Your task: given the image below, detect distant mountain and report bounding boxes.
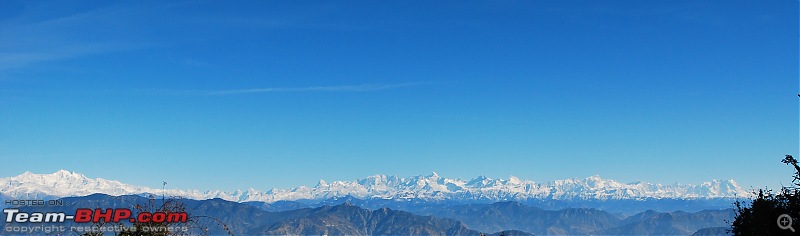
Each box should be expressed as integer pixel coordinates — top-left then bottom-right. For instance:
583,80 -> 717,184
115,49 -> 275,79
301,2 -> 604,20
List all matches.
486,230 -> 535,236
261,202 -> 480,235
0,193 -> 739,235
0,194 -> 297,235
0,194 -> 518,236
243,200 -> 311,212
416,201 -> 732,236
593,209 -> 735,235
420,201 -> 621,235
691,227 -> 731,236
0,170 -> 750,205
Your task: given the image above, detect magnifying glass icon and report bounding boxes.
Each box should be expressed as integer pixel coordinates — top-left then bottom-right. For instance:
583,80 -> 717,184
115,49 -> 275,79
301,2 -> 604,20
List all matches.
778,214 -> 795,232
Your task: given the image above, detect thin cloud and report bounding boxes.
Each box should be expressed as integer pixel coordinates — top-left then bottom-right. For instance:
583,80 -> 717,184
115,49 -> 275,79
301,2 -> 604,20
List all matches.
208,83 -> 421,95
144,82 -> 429,96
0,2 -> 177,71
0,43 -> 139,70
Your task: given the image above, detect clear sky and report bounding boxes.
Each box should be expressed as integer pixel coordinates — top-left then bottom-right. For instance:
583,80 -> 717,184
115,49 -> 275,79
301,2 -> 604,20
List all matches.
0,0 -> 797,192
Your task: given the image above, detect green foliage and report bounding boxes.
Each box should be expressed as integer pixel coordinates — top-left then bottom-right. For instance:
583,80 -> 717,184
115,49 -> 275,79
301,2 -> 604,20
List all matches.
731,155 -> 800,235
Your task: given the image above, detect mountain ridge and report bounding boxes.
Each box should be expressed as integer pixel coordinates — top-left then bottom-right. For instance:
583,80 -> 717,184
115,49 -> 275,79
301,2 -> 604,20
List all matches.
0,193 -> 733,235
0,170 -> 751,204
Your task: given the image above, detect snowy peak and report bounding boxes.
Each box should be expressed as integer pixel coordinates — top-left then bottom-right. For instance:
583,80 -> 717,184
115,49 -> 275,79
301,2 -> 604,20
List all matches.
18,169 -> 86,182
1,170 -> 145,198
0,171 -> 752,203
428,172 -> 439,178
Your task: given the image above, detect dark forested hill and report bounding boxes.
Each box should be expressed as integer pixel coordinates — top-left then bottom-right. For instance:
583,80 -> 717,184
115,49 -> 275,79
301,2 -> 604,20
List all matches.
0,194 -> 736,235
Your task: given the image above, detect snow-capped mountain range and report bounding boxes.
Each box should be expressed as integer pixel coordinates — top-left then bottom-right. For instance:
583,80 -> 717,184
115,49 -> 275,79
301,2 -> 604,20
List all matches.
0,170 -> 751,203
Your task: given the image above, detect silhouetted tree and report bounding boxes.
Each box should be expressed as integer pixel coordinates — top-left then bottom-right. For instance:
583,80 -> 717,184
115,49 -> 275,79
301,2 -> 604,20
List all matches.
80,194 -> 232,236
731,155 -> 800,235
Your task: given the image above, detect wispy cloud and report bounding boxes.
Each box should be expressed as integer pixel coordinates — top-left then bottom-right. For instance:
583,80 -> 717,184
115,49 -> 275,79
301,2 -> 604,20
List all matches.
208,83 -> 421,95
0,2 -> 177,72
0,43 -> 139,70
144,82 -> 428,96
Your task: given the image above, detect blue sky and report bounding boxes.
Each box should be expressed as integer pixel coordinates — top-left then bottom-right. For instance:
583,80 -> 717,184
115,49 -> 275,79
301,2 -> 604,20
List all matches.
0,0 -> 797,192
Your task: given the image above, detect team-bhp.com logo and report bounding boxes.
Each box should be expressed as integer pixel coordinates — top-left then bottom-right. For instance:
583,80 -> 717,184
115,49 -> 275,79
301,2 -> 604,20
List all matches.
4,208 -> 188,223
